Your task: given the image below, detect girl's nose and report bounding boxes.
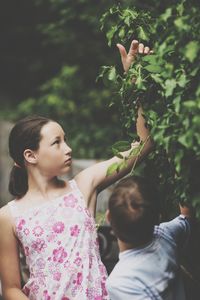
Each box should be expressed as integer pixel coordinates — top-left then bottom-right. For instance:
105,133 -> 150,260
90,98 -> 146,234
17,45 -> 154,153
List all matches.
65,143 -> 72,155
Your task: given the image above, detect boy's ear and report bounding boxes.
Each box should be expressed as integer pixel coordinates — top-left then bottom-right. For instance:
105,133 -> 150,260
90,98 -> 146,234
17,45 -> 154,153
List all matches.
23,149 -> 37,165
106,209 -> 111,224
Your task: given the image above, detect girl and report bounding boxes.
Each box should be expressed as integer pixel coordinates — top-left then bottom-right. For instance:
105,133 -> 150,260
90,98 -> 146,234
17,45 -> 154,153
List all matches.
0,40 -> 153,300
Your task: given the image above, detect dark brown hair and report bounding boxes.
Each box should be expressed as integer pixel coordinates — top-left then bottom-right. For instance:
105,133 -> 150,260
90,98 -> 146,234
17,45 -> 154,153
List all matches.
8,115 -> 51,198
108,176 -> 159,246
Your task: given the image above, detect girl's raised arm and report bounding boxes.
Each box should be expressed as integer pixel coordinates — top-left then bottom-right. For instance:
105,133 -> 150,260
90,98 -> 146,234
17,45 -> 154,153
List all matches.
75,40 -> 153,212
0,207 -> 29,300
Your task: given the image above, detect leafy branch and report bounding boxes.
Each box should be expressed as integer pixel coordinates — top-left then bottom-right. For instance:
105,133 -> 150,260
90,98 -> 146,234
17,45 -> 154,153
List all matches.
100,1 -> 200,218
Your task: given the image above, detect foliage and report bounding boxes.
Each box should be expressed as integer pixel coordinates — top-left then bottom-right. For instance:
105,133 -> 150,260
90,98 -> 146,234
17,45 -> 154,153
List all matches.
100,0 -> 200,218
1,0 -> 199,217
17,65 -> 120,158
6,0 -> 123,158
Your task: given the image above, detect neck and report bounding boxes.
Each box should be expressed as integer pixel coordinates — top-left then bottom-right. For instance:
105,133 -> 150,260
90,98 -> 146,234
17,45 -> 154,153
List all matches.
118,238 -> 153,253
118,239 -> 135,252
26,168 -> 65,199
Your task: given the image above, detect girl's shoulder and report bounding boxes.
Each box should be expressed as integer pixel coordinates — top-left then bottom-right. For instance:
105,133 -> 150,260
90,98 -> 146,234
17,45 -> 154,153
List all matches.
0,203 -> 12,218
0,203 -> 15,230
4,179 -> 75,217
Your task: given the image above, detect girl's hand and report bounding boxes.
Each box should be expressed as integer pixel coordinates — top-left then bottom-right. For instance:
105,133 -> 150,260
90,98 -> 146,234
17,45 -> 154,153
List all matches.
117,40 -> 153,73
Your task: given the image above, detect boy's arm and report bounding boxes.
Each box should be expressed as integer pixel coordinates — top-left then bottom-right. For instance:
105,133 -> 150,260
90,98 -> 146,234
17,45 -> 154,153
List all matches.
158,204 -> 195,248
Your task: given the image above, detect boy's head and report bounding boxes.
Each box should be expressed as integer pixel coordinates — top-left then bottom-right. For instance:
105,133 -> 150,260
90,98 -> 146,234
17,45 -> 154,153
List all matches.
107,176 -> 159,247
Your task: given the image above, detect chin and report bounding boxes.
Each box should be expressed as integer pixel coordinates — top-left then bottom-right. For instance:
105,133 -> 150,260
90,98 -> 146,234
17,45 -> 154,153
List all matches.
59,165 -> 71,175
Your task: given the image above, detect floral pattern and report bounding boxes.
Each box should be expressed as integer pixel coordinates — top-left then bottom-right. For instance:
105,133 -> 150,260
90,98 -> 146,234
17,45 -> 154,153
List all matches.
53,246 -> 68,263
11,179 -> 108,299
64,194 -> 78,208
33,225 -> 44,237
52,221 -> 65,234
70,225 -> 80,237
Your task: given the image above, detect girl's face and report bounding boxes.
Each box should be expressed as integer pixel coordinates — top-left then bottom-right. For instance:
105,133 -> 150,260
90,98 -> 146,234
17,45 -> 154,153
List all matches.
34,121 -> 72,176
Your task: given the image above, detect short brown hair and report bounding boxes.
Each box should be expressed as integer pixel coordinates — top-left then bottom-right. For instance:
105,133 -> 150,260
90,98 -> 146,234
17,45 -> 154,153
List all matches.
108,176 -> 159,246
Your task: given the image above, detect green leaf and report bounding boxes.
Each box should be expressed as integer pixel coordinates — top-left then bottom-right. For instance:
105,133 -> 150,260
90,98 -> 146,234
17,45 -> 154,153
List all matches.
117,160 -> 128,171
142,55 -> 158,65
177,2 -> 184,16
174,150 -> 184,173
165,79 -> 176,97
174,17 -> 190,31
112,141 -> 130,152
108,66 -> 117,81
150,74 -> 163,85
173,96 -> 181,113
130,146 -> 140,157
137,26 -> 148,41
193,115 -> 200,126
106,162 -> 119,176
144,65 -> 162,73
124,16 -> 131,27
184,41 -> 199,63
119,27 -> 125,39
183,100 -> 196,109
135,77 -> 146,90
160,8 -> 172,22
178,134 -> 193,149
178,135 -> 188,148
177,73 -> 187,87
106,25 -> 118,46
112,148 -> 124,159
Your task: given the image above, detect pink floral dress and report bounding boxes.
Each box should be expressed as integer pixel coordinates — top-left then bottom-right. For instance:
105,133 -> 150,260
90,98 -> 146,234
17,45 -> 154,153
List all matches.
8,179 -> 109,300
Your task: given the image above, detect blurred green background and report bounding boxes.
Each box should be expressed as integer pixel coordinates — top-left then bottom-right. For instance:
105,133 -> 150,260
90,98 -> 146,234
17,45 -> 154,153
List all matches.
0,0 -> 123,158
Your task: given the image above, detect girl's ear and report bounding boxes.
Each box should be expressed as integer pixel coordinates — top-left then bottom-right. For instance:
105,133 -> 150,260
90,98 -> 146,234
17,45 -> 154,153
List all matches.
23,149 -> 37,165
105,209 -> 111,224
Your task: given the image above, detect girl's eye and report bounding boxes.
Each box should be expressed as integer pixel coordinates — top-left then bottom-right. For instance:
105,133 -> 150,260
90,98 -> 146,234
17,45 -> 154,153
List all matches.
53,140 -> 60,145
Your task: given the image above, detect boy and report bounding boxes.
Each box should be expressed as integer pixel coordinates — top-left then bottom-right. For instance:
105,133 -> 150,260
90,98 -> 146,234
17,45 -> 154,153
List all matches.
106,175 -> 192,300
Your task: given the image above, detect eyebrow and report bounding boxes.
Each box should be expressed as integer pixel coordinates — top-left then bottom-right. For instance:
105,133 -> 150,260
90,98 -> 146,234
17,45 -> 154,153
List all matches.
51,134 -> 66,141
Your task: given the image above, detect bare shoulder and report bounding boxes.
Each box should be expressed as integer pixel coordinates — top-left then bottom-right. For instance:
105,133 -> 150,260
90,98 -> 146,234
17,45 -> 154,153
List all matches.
0,204 -> 10,218
0,204 -> 14,231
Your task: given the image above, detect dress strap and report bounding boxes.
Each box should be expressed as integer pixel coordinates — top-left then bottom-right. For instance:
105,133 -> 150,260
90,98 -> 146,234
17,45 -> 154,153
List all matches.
69,179 -> 84,200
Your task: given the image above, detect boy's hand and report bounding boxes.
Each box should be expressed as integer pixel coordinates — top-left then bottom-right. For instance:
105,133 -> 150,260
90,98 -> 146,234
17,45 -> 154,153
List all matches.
117,40 -> 153,73
179,204 -> 195,218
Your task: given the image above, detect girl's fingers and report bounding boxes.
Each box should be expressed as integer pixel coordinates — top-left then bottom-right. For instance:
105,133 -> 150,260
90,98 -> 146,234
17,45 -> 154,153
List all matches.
116,43 -> 127,59
138,43 -> 144,54
144,46 -> 150,54
129,40 -> 139,55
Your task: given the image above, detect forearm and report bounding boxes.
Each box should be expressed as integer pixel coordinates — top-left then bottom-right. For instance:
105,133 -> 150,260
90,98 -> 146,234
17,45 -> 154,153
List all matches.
136,105 -> 152,143
111,140 -> 150,171
3,288 -> 29,300
117,105 -> 153,160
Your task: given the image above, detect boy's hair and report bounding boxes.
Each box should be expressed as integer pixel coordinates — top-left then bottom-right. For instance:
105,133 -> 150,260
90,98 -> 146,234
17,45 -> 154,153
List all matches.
108,176 -> 159,246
